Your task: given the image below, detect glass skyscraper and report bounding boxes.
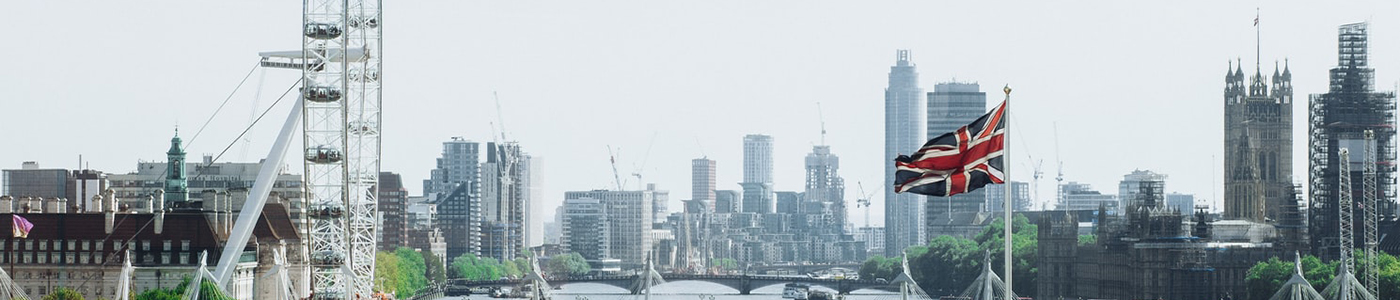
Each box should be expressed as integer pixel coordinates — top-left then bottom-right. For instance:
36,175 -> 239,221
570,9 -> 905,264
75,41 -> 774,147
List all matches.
883,50 -> 925,256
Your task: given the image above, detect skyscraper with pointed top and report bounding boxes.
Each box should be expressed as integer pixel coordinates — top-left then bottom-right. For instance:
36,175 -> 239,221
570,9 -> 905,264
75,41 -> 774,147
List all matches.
1222,56 -> 1293,223
165,130 -> 189,203
884,50 -> 926,256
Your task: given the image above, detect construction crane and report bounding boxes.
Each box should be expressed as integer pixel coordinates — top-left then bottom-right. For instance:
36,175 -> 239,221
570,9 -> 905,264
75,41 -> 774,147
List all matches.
1053,122 -> 1065,208
631,132 -> 658,190
856,182 -> 876,228
494,91 -> 508,141
608,146 -> 625,191
1030,158 -> 1043,210
1362,130 -> 1379,297
1339,148 -> 1356,300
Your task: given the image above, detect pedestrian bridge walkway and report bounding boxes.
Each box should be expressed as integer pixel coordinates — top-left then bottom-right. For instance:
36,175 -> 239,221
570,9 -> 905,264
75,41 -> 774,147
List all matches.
447,274 -> 893,295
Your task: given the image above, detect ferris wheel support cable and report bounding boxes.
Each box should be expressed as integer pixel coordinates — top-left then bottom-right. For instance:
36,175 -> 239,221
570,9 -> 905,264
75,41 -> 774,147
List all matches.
185,61 -> 263,150
201,79 -> 301,167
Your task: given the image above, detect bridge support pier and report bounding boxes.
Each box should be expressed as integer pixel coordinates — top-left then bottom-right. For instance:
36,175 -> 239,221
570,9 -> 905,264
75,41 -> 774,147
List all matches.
739,275 -> 752,295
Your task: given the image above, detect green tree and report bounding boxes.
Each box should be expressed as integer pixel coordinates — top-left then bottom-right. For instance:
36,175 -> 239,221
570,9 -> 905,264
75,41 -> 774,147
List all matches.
1240,250 -> 1400,300
133,277 -> 231,300
969,215 -> 1038,297
713,258 -> 739,271
41,287 -> 83,300
544,253 -> 592,277
375,252 -> 404,295
450,253 -> 511,280
1245,254 -> 1336,300
1077,234 -> 1097,246
421,251 -> 447,283
392,247 -> 430,297
502,259 -> 523,278
910,235 -> 981,296
858,255 -> 902,281
514,258 -> 532,275
860,214 -> 1039,298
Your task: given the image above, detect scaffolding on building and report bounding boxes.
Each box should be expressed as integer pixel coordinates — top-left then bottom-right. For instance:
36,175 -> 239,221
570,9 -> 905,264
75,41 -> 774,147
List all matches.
1308,21 -> 1398,264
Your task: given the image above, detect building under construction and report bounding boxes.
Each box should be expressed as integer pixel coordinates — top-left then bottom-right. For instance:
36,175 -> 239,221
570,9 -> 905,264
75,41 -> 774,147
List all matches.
1308,22 -> 1398,262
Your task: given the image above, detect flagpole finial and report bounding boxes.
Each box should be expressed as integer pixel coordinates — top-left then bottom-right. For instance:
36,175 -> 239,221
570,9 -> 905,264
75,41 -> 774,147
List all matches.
1003,85 -> 1012,95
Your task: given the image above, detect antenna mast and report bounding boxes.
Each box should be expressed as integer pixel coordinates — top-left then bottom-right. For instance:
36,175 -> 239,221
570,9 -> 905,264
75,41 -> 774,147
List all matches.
1260,7 -> 1271,70
817,102 -> 827,145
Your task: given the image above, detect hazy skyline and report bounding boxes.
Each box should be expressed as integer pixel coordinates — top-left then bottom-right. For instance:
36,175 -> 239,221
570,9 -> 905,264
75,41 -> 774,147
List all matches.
4,1 -> 1400,228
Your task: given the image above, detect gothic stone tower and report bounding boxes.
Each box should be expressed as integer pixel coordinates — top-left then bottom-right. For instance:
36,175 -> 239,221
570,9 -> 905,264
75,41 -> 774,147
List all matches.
1223,60 -> 1293,222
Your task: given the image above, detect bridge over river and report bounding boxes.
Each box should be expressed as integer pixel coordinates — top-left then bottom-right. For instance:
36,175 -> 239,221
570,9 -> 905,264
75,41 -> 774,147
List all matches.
447,274 -> 893,295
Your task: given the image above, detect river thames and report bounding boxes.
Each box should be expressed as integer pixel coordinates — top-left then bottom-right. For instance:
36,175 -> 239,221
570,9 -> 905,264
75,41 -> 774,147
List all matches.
432,281 -> 899,300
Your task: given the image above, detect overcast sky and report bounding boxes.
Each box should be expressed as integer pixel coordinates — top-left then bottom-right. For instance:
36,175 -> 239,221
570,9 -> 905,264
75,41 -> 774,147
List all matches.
3,1 -> 1400,232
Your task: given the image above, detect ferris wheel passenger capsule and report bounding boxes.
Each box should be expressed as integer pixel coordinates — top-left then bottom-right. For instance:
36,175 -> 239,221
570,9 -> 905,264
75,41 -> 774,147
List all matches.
304,23 -> 343,39
305,146 -> 344,164
302,85 -> 342,103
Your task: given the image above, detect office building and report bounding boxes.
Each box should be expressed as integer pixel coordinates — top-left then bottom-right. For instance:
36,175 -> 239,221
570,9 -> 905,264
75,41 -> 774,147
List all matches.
1119,170 -> 1167,210
378,172 -> 409,250
1308,22 -> 1398,261
2,162 -> 68,200
692,158 -> 716,212
1166,193 -> 1196,215
429,138 -> 483,260
715,190 -> 740,213
924,82 -> 988,243
854,226 -> 885,255
3,163 -> 112,212
986,181 -> 1031,213
524,155 -> 543,247
562,198 -> 607,261
884,50 -> 926,256
1056,182 -> 1119,214
562,187 -> 662,268
423,137 -> 480,196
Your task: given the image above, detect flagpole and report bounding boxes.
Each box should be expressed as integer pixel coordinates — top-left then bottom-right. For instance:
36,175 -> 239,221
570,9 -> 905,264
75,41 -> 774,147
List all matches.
1002,85 -> 1013,300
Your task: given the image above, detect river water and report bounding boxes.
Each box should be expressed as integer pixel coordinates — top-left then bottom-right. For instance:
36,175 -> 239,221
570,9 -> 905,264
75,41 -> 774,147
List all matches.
432,281 -> 899,300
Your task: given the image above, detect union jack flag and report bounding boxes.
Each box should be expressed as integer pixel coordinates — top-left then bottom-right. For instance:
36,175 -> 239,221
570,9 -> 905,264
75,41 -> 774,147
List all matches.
894,99 -> 1007,196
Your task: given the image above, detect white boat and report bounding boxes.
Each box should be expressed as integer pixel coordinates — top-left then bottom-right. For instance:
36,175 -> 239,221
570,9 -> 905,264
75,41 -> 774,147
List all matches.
783,283 -> 811,299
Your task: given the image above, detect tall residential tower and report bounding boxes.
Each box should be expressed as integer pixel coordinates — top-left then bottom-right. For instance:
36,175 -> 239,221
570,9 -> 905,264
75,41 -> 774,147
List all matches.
742,134 -> 775,214
884,50 -> 926,256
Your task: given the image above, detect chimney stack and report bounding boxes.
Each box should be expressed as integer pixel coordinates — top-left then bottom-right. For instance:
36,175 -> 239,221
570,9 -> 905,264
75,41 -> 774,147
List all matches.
104,189 -> 116,234
0,196 -> 11,213
91,194 -> 103,213
155,190 -> 166,234
27,197 -> 41,213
